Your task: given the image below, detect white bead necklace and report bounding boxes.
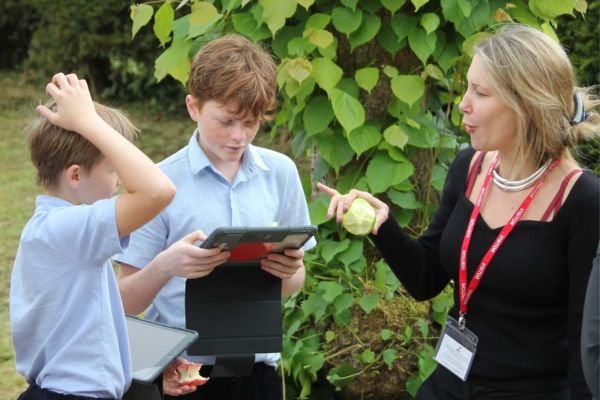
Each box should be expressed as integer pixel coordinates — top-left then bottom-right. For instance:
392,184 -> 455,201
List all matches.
492,160 -> 552,192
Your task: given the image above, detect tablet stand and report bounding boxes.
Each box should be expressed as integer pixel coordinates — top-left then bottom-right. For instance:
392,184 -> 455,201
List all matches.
185,263 -> 282,377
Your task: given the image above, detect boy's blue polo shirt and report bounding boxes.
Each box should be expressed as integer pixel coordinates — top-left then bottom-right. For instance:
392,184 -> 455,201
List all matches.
115,130 -> 316,366
10,195 -> 131,398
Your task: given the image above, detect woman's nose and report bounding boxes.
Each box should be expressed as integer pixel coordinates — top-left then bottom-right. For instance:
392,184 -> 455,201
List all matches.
458,94 -> 470,114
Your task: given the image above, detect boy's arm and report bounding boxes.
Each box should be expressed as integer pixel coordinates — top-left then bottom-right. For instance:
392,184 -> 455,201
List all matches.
38,72 -> 175,236
118,230 -> 230,315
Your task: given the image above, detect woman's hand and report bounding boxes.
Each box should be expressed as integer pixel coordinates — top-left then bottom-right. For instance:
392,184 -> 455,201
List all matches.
316,182 -> 390,235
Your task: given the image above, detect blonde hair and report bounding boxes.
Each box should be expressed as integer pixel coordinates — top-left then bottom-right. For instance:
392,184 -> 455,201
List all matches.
188,34 -> 278,121
28,99 -> 138,188
473,23 -> 600,166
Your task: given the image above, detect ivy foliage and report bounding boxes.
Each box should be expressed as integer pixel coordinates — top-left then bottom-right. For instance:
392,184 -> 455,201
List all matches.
131,0 -> 589,397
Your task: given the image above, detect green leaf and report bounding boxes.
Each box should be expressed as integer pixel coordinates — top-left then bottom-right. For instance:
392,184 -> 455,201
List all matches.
381,0 -> 407,14
420,13 -> 440,34
355,67 -> 379,93
154,38 -> 193,84
317,281 -> 344,302
296,0 -> 315,10
348,125 -> 381,157
333,293 -> 355,314
327,364 -> 357,387
325,330 -> 336,343
383,65 -> 399,78
383,124 -> 409,149
311,58 -> 343,95
404,118 -> 440,148
330,89 -> 365,133
457,0 -> 472,17
154,1 -> 174,47
288,58 -> 313,84
314,129 -> 355,173
360,349 -> 376,363
348,13 -> 381,51
331,7 -> 363,36
391,13 -> 418,42
441,0 -> 462,24
388,189 -> 422,209
411,0 -> 429,11
259,0 -> 297,36
337,240 -> 364,268
320,238 -> 351,263
304,28 -> 334,48
366,153 -> 414,194
305,13 -> 331,30
408,26 -> 436,65
391,74 -> 425,107
382,348 -> 398,369
406,375 -> 423,397
303,96 -> 334,135
341,0 -> 359,11
359,293 -> 380,314
308,195 -> 331,225
188,2 -> 221,38
377,24 -> 405,55
302,293 -> 328,321
131,4 -> 154,39
231,12 -> 271,42
430,164 -> 447,191
424,64 -> 444,80
381,329 -> 394,340
529,0 -> 576,19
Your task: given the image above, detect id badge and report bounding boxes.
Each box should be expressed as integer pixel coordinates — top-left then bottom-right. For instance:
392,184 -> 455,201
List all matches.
433,316 -> 478,381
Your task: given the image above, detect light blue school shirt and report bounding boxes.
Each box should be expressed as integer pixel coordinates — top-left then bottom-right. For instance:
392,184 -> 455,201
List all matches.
10,195 -> 131,398
114,130 -> 315,366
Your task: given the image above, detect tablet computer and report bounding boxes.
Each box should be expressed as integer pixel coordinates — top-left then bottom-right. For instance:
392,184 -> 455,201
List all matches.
126,315 -> 199,384
200,225 -> 316,264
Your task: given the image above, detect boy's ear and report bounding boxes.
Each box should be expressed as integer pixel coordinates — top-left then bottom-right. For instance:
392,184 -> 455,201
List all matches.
186,95 -> 200,121
63,164 -> 82,188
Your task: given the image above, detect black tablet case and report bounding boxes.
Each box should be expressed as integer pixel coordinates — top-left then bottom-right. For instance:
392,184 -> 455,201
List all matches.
185,264 -> 282,377
185,265 -> 282,355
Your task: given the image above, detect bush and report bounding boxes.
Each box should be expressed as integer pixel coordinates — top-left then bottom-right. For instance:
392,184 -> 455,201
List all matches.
24,0 -> 185,105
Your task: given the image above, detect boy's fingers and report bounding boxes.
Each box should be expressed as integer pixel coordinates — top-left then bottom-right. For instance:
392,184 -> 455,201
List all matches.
182,230 -> 207,243
36,105 -> 56,123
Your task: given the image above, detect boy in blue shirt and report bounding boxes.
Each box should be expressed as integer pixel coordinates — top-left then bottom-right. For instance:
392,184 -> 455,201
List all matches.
10,72 -> 176,399
115,34 -> 315,399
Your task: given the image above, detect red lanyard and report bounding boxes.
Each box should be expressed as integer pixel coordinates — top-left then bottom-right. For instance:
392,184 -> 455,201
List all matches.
458,155 -> 558,329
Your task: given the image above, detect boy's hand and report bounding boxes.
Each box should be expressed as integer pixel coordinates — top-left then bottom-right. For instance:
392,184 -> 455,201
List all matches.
37,72 -> 102,134
155,230 -> 230,279
162,358 -> 201,396
260,248 -> 304,280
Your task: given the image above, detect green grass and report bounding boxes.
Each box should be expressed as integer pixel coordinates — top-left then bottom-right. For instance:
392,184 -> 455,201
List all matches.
0,71 -> 195,398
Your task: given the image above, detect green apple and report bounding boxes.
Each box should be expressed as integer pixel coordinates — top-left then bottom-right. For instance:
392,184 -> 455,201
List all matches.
342,198 -> 376,236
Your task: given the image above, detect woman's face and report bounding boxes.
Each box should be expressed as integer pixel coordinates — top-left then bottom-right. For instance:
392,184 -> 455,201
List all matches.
459,54 -> 518,154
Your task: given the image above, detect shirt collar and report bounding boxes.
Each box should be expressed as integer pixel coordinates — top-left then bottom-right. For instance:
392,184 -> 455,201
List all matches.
187,129 -> 270,179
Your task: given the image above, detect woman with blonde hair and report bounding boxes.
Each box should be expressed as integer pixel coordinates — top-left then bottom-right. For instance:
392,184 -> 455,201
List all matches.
319,23 -> 599,400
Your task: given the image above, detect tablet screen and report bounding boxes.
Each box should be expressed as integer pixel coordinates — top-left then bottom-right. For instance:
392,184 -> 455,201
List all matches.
126,315 -> 198,383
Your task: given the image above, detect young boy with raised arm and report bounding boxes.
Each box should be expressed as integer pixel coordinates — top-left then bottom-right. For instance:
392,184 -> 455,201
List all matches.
10,72 -> 176,399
